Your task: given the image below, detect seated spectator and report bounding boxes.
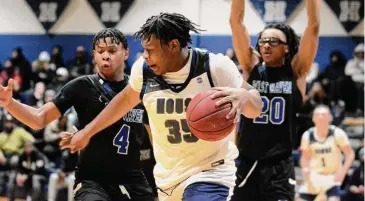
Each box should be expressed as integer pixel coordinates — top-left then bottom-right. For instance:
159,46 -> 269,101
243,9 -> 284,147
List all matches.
0,59 -> 22,89
43,115 -> 71,164
48,67 -> 69,92
50,45 -> 65,68
7,140 -> 48,201
10,47 -> 33,91
345,43 -> 364,113
69,46 -> 91,78
28,81 -> 46,108
48,149 -> 78,201
0,114 -> 35,156
33,51 -> 56,86
343,147 -> 364,201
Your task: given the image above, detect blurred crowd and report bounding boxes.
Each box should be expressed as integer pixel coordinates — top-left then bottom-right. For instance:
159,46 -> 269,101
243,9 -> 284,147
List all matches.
0,43 -> 362,201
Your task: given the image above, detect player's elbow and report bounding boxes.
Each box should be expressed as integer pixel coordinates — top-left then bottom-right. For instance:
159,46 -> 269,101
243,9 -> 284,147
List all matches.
229,15 -> 243,26
31,109 -> 47,130
307,23 -> 320,35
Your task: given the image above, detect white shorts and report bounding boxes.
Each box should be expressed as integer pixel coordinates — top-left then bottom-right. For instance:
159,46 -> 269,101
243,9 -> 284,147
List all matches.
157,160 -> 236,201
299,172 -> 340,195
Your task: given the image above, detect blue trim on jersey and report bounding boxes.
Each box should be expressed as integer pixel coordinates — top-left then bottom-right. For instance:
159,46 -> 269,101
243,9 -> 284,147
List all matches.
140,49 -> 213,101
140,63 -> 151,100
182,182 -> 229,201
203,51 -> 214,87
298,193 -> 317,201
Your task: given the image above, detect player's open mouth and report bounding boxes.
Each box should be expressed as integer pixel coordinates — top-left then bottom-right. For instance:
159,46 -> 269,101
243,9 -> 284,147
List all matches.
102,64 -> 111,68
149,65 -> 157,70
263,52 -> 272,57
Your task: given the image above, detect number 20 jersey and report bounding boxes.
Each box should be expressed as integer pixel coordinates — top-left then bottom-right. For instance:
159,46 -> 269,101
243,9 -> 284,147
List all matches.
135,49 -> 239,190
239,62 -> 303,160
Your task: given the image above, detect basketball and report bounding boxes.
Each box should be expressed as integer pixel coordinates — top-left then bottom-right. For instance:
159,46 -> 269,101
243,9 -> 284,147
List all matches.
186,88 -> 235,141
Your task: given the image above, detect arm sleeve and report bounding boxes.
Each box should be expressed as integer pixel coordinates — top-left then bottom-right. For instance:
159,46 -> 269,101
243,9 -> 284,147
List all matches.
209,53 -> 243,88
129,57 -> 145,93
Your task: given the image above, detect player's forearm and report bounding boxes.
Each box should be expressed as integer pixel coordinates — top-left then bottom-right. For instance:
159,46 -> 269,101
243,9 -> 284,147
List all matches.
229,0 -> 253,71
240,89 -> 262,118
340,151 -> 355,175
230,0 -> 244,22
85,85 -> 140,138
5,98 -> 45,130
306,0 -> 320,30
300,156 -> 311,180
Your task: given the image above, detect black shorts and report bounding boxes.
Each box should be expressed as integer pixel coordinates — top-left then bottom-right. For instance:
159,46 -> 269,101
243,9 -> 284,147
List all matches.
231,155 -> 295,201
73,180 -> 155,201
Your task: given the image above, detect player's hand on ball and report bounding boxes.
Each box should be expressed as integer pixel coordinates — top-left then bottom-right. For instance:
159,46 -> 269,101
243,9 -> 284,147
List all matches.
0,78 -> 14,108
211,87 -> 247,120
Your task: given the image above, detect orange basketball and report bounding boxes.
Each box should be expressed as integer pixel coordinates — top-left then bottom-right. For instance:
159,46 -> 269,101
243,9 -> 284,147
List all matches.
186,88 -> 235,141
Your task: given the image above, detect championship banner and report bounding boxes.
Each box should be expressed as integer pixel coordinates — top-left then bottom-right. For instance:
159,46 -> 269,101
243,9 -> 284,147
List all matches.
249,0 -> 302,24
26,0 -> 70,32
324,0 -> 364,32
88,0 -> 135,28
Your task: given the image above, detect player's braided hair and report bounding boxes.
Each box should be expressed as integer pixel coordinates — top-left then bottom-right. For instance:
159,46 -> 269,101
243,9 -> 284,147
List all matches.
255,24 -> 300,65
134,13 -> 204,48
92,28 -> 128,50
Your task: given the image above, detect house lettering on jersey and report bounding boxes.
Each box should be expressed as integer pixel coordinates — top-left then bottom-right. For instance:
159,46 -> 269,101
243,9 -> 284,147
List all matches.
252,80 -> 292,94
315,147 -> 332,154
122,109 -> 144,123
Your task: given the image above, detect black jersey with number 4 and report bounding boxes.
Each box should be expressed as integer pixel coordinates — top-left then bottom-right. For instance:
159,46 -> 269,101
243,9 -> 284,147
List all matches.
52,74 -> 148,184
239,62 -> 303,160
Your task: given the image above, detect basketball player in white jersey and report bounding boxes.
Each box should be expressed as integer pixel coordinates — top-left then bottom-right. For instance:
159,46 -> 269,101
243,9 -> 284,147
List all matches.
60,13 -> 262,201
299,105 -> 355,201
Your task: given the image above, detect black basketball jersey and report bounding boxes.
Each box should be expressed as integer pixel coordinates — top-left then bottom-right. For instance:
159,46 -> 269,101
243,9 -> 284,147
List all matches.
239,62 -> 303,160
52,73 -> 148,184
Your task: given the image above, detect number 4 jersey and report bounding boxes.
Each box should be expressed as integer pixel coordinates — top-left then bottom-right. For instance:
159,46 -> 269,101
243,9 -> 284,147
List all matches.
52,74 -> 148,184
130,49 -> 240,191
239,62 -> 303,160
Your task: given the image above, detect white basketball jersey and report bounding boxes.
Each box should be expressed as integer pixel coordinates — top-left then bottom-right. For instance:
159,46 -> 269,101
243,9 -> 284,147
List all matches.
301,125 -> 350,174
129,49 -> 241,190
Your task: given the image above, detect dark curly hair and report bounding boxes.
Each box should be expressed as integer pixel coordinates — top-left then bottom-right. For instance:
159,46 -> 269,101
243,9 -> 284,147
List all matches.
134,13 -> 204,48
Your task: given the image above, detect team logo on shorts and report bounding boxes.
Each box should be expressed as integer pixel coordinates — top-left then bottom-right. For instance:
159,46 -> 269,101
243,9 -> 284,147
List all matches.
197,77 -> 203,83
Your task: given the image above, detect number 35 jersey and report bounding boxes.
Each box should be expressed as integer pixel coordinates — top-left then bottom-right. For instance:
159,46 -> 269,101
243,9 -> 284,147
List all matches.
130,49 -> 241,190
239,62 -> 303,160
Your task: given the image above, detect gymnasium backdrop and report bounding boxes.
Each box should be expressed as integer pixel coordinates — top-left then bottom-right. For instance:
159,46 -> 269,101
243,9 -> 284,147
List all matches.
0,0 -> 363,71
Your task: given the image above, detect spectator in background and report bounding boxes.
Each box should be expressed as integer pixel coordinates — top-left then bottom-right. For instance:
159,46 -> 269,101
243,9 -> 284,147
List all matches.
345,43 -> 364,85
343,147 -> 364,201
10,47 -> 33,91
69,46 -> 91,78
51,45 -> 65,68
306,62 -> 319,85
44,89 -> 56,103
0,114 -> 35,156
48,149 -> 77,201
28,82 -> 46,108
7,140 -> 48,201
48,67 -> 70,92
345,43 -> 364,113
43,115 -> 71,165
297,82 -> 332,141
33,51 -> 56,86
225,48 -> 239,66
319,51 -> 347,82
0,60 -> 22,88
